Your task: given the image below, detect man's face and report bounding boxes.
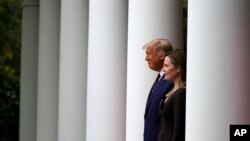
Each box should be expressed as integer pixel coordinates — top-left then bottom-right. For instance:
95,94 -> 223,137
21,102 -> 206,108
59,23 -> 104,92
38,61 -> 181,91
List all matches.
145,46 -> 163,71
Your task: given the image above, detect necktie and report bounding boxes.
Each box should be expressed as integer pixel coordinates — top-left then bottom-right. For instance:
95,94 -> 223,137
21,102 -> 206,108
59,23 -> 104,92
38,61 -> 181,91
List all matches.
151,74 -> 161,91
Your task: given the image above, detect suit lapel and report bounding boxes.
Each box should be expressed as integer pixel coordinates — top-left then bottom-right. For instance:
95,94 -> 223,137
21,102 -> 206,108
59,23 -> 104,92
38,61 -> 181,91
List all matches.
145,75 -> 165,116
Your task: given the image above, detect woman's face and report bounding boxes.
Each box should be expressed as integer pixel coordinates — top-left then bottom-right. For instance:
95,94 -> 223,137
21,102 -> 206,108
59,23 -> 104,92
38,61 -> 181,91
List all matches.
162,56 -> 180,81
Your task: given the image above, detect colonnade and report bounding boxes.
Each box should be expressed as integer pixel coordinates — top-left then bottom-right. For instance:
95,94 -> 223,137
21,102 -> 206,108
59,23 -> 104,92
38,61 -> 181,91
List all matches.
20,0 -> 250,141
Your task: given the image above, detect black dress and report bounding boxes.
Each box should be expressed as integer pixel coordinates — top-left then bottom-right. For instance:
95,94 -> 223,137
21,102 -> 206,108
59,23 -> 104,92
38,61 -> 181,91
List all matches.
158,88 -> 186,141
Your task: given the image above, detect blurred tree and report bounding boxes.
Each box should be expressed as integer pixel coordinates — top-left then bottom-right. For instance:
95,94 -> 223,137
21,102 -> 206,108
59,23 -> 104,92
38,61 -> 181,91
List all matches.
0,0 -> 21,140
183,0 -> 188,52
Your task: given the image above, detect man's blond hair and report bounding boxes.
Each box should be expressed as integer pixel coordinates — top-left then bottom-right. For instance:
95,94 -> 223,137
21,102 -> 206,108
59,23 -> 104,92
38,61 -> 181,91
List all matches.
143,38 -> 173,56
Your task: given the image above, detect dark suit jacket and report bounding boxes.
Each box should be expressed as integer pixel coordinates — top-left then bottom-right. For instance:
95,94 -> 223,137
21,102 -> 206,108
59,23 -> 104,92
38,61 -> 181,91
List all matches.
144,74 -> 173,141
158,88 -> 186,141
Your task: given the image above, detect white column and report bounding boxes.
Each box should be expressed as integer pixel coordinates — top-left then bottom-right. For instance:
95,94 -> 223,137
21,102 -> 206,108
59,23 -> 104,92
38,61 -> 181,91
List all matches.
19,1 -> 39,141
36,0 -> 60,141
86,0 -> 128,141
126,0 -> 183,141
58,0 -> 88,141
186,1 -> 250,141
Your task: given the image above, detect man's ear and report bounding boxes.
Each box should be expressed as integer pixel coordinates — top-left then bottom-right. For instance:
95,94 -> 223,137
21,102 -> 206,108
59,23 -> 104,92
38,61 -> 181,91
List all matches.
160,54 -> 165,60
160,54 -> 165,61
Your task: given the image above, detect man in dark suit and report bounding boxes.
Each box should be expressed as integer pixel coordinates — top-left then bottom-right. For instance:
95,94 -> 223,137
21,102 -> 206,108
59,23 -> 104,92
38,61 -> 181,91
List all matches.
143,38 -> 174,141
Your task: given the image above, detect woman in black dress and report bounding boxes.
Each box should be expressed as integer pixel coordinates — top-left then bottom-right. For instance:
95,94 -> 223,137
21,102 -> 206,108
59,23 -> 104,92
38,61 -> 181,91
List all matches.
158,49 -> 186,141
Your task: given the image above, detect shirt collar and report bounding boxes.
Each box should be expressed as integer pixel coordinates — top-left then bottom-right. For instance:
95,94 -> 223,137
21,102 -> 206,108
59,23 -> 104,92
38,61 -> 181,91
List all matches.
159,70 -> 164,77
157,70 -> 165,81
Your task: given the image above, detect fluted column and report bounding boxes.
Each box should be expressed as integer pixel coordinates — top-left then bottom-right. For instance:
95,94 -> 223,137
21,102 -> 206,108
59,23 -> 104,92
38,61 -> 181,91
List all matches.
36,0 -> 60,141
58,0 -> 88,141
186,1 -> 250,141
86,0 -> 128,141
19,0 -> 39,141
126,0 -> 183,140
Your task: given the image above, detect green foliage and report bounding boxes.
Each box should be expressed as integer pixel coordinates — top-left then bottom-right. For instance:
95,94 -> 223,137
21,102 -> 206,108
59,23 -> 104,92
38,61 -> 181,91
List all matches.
183,0 -> 188,52
0,0 -> 21,140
